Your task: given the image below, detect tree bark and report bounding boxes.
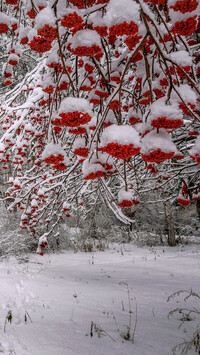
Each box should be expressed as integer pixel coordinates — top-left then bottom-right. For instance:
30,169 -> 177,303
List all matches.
164,200 -> 176,246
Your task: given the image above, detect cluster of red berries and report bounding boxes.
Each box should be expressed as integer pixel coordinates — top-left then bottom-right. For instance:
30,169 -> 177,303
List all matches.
20,37 -> 29,45
69,127 -> 86,135
170,0 -> 198,14
0,23 -> 9,34
190,154 -> 200,164
29,36 -> 52,53
129,116 -> 142,125
131,52 -> 143,64
70,44 -> 102,57
151,117 -> 183,129
109,21 -> 139,37
42,86 -> 54,95
100,143 -> 140,160
108,100 -> 121,110
85,63 -> 95,73
153,89 -> 165,99
118,200 -> 133,208
172,16 -> 197,36
38,25 -> 57,41
4,80 -> 12,86
142,149 -> 174,164
84,170 -> 105,180
73,147 -> 89,157
144,0 -> 167,5
188,130 -> 199,136
27,8 -> 37,19
43,153 -> 64,165
80,85 -> 92,91
57,81 -> 69,91
68,0 -> 108,8
177,196 -> 191,206
179,102 -> 195,116
94,26 -> 108,37
95,90 -> 109,98
59,111 -> 92,127
124,34 -> 142,50
90,98 -> 100,105
47,62 -> 63,73
6,0 -> 18,4
53,161 -> 68,171
61,12 -> 83,29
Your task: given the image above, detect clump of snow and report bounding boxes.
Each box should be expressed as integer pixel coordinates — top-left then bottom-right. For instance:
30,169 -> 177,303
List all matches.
82,158 -> 105,178
18,26 -> 31,41
91,151 -> 113,166
31,199 -> 38,208
70,29 -> 101,49
25,123 -> 35,132
73,137 -> 87,150
168,50 -> 192,67
104,111 -> 116,125
141,129 -> 178,154
46,47 -> 61,66
38,188 -> 46,197
104,0 -> 140,27
0,12 -> 10,26
63,201 -> 70,210
59,97 -> 92,115
118,188 -> 133,204
171,84 -> 197,105
35,6 -> 56,29
27,28 -> 37,42
41,143 -> 66,160
13,177 -> 21,187
101,124 -> 141,147
8,53 -> 19,64
149,98 -> 183,120
0,143 -> 5,153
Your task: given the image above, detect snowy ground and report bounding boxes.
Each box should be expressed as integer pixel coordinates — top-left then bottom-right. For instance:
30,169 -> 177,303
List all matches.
0,243 -> 200,355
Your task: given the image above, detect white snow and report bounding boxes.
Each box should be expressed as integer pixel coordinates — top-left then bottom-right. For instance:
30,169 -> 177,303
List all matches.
168,50 -> 192,67
70,29 -> 101,49
82,158 -> 105,178
104,0 -> 140,27
141,129 -> 178,154
41,143 -> 66,160
118,188 -> 133,203
73,137 -> 87,150
149,98 -> 183,120
101,124 -> 141,147
0,12 -> 10,26
0,244 -> 199,354
59,97 -> 92,116
35,7 -> 56,29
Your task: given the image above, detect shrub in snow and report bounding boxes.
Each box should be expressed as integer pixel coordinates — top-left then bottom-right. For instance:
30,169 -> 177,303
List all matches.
0,0 -> 200,244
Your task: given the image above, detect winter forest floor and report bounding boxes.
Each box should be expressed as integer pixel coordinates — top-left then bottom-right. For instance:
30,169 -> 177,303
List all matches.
0,242 -> 200,355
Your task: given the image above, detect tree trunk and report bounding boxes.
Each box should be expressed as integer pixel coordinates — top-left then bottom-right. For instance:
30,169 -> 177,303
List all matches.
164,201 -> 176,246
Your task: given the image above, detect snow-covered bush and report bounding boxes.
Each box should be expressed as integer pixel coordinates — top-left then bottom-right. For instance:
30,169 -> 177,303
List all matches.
0,0 -> 199,251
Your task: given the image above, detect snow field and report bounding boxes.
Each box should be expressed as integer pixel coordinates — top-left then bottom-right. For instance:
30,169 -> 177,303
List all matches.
0,243 -> 199,355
